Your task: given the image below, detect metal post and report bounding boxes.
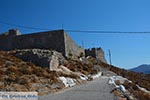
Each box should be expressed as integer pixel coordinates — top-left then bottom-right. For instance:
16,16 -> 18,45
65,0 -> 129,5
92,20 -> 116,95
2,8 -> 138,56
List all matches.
108,49 -> 112,66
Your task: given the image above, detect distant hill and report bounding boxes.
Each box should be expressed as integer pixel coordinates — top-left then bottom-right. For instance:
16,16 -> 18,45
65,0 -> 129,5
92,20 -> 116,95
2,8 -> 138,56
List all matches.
130,64 -> 150,74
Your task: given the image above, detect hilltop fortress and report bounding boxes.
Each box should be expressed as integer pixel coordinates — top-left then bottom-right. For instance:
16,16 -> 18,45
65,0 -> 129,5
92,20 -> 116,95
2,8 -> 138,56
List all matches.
0,29 -> 106,62
0,29 -> 84,58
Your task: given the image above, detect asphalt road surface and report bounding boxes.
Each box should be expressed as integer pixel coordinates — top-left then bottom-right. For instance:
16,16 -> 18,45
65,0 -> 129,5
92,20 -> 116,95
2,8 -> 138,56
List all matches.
39,77 -> 116,100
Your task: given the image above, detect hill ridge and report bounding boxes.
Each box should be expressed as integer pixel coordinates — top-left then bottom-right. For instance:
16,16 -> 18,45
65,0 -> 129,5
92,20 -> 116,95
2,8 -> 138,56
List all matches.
130,64 -> 150,74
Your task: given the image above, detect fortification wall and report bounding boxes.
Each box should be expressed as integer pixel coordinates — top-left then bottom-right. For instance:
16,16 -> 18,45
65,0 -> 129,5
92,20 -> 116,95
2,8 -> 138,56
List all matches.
0,29 -> 84,58
85,48 -> 96,58
85,48 -> 106,63
95,48 -> 106,63
64,31 -> 84,58
0,35 -> 12,50
0,30 -> 18,50
13,30 -> 66,55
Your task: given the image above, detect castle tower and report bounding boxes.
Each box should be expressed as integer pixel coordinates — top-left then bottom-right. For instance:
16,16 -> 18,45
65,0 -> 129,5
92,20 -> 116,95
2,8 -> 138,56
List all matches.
85,47 -> 106,63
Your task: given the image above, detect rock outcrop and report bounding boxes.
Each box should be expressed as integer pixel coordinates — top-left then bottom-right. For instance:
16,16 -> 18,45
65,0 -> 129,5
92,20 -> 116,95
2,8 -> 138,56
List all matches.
0,51 -> 87,95
14,49 -> 67,69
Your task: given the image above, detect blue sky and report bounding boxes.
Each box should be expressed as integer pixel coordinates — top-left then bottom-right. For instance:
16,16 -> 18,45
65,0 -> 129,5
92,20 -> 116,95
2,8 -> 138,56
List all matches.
0,0 -> 150,69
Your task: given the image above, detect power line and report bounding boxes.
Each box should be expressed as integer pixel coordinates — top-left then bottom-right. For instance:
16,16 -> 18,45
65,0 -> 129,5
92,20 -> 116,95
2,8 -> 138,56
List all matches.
0,21 -> 50,31
1,20 -> 150,34
65,30 -> 150,34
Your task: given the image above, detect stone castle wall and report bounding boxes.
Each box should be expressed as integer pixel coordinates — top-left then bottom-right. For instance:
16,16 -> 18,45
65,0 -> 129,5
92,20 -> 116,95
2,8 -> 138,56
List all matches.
85,48 -> 106,63
13,30 -> 66,55
0,29 -> 84,58
85,48 -> 96,58
0,30 -> 18,50
64,31 -> 85,57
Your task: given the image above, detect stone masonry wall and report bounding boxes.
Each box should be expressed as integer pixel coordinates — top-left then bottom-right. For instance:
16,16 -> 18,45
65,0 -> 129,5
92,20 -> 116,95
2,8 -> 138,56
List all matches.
0,29 -> 84,58
85,48 -> 106,63
64,31 -> 85,58
85,48 -> 96,58
95,48 -> 107,63
0,29 -> 20,50
13,30 -> 66,55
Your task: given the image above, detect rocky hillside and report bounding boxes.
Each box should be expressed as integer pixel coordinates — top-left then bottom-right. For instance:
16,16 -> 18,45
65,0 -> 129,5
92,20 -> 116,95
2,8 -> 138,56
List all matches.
14,49 -> 67,69
0,51 -> 65,95
0,49 -> 149,99
98,61 -> 150,100
0,50 -> 102,95
79,57 -> 150,99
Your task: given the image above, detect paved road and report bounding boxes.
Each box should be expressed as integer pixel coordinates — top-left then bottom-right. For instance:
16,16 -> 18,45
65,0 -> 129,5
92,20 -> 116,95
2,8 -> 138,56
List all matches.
39,77 -> 116,100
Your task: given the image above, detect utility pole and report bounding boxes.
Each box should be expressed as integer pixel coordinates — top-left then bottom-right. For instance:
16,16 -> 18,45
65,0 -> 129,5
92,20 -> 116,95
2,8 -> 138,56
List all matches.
108,49 -> 112,66
81,41 -> 84,48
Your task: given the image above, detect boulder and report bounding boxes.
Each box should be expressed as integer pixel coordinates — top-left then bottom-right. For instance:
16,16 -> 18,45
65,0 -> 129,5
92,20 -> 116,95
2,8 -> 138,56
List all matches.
50,55 -> 59,71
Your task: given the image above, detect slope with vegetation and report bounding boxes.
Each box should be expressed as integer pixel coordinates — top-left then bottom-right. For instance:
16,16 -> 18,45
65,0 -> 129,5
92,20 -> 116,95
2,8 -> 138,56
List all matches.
99,61 -> 150,100
0,51 -> 66,95
0,50 -> 149,99
0,50 -> 101,95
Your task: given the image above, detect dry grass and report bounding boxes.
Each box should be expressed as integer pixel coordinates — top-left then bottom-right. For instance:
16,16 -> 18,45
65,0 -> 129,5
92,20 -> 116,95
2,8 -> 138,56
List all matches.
110,66 -> 150,91
64,59 -> 100,75
98,60 -> 150,91
82,57 -> 150,100
135,90 -> 150,100
0,51 -> 69,92
122,80 -> 150,100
